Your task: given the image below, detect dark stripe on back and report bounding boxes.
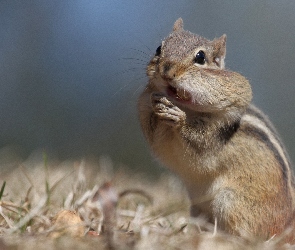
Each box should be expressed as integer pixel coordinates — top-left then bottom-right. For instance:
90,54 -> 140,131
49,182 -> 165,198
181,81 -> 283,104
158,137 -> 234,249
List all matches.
218,121 -> 240,144
246,105 -> 285,148
240,124 -> 288,181
245,105 -> 294,183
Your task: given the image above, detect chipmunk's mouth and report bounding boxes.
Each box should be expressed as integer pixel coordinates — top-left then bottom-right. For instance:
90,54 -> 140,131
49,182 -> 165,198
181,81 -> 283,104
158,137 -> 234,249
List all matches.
166,85 -> 192,103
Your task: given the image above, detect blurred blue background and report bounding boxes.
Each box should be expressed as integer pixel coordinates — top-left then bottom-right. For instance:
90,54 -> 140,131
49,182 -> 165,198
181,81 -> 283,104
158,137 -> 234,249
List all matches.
0,1 -> 295,172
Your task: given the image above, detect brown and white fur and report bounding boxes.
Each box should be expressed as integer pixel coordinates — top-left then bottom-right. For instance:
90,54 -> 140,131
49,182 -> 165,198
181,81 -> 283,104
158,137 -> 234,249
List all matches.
138,18 -> 295,242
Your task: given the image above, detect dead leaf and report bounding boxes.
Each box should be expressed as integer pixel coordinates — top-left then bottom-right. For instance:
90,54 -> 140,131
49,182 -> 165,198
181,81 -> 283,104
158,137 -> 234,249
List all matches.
49,210 -> 84,238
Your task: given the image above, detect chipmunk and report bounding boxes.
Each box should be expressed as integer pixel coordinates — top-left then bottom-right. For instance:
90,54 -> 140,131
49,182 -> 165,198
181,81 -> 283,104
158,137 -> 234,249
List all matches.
138,18 -> 295,242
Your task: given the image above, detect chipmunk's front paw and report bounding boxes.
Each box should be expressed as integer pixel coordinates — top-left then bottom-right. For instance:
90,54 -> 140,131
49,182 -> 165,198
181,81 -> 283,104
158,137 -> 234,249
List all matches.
151,93 -> 186,126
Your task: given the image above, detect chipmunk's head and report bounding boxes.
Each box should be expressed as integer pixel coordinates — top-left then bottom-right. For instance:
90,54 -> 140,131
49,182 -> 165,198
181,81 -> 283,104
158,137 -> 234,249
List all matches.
147,18 -> 252,119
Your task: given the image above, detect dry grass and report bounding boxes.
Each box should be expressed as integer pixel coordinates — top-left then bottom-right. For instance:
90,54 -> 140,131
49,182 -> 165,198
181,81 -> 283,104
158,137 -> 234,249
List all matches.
0,153 -> 294,250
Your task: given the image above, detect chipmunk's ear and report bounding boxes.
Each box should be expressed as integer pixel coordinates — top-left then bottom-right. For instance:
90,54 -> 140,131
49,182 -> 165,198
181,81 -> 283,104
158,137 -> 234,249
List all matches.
213,34 -> 227,69
173,18 -> 184,31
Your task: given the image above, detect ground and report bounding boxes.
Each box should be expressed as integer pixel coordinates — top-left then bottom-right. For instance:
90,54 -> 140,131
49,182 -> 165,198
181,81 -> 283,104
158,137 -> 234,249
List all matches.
0,154 -> 293,250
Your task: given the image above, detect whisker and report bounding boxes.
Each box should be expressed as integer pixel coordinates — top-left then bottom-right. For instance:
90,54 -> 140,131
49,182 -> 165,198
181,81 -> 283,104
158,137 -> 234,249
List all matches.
120,62 -> 147,67
128,35 -> 152,54
113,68 -> 146,77
120,57 -> 148,64
112,73 -> 146,97
132,81 -> 147,97
112,83 -> 131,97
128,48 -> 151,58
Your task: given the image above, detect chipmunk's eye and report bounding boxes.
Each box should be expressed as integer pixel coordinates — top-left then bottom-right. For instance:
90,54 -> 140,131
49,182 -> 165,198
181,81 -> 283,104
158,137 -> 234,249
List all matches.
155,45 -> 161,56
195,50 -> 206,65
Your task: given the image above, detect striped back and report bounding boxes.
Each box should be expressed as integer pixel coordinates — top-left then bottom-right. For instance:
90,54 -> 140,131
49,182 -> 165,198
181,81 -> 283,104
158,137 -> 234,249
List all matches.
242,104 -> 295,200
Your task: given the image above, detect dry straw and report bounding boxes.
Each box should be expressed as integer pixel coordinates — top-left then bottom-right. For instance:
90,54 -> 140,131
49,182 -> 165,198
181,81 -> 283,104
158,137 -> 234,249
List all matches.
0,155 -> 293,249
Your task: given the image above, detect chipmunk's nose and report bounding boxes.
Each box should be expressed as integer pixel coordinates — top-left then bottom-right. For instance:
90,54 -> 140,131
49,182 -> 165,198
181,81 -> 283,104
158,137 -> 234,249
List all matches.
161,62 -> 175,81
